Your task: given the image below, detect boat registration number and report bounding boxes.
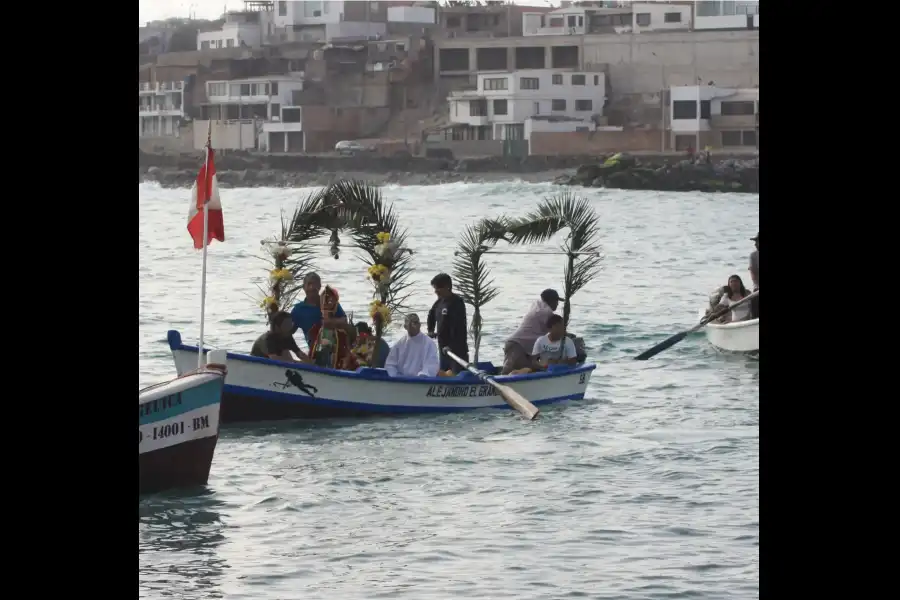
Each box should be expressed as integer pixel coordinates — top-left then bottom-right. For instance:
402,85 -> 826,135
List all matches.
139,414 -> 212,447
425,384 -> 499,398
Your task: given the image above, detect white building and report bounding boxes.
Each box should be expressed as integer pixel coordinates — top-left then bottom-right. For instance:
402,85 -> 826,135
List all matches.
139,81 -> 185,138
522,3 -> 691,36
387,5 -> 435,24
694,0 -> 759,31
199,76 -> 306,149
669,85 -> 758,150
272,0 -> 386,42
448,70 -> 606,141
198,6 -> 272,50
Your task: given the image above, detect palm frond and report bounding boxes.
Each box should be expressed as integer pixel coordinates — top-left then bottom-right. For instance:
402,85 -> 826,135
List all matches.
452,220 -> 502,362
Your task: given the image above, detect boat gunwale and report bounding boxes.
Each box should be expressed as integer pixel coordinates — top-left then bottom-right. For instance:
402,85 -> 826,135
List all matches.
139,370 -> 225,404
168,329 -> 596,386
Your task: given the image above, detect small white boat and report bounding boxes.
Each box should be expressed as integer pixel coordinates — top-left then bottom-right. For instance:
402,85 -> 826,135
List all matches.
700,310 -> 759,354
167,330 -> 595,424
139,359 -> 226,494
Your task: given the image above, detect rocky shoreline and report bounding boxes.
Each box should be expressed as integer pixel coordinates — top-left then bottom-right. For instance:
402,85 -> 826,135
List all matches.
139,149 -> 758,193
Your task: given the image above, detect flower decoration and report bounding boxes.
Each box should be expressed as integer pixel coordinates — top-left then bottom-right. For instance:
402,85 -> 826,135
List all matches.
269,268 -> 293,283
369,299 -> 392,326
376,232 -> 391,244
270,242 -> 291,260
260,296 -> 278,310
367,263 -> 391,283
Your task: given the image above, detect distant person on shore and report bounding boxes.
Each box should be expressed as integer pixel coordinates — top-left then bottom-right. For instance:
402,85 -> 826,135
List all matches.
427,273 -> 468,375
251,311 -> 310,363
290,272 -> 348,345
749,232 -> 759,318
502,289 -> 563,374
531,315 -> 578,370
385,314 -> 440,378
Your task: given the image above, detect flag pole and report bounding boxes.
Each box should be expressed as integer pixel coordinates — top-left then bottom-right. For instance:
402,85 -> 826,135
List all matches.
198,122 -> 212,369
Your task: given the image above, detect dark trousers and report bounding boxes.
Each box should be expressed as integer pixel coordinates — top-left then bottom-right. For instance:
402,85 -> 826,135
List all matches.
440,351 -> 468,374
750,294 -> 759,319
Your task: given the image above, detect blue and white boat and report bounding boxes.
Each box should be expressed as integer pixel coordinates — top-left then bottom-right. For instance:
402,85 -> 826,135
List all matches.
139,364 -> 225,494
167,330 -> 595,424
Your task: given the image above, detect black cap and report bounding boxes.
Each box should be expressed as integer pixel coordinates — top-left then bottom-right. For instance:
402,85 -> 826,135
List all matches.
751,232 -> 759,241
355,321 -> 372,334
541,289 -> 565,304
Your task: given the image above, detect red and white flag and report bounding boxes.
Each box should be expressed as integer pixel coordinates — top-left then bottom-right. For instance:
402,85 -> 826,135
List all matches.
187,145 -> 225,249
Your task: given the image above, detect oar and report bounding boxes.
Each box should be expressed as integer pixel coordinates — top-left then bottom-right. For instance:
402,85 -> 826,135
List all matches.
633,290 -> 759,361
442,348 -> 540,421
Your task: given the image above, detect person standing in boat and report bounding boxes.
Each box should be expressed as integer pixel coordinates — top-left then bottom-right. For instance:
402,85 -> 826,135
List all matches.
711,275 -> 752,323
749,232 -> 759,319
251,311 -> 310,363
501,289 -> 563,374
290,272 -> 348,346
427,273 -> 468,374
384,313 -> 440,378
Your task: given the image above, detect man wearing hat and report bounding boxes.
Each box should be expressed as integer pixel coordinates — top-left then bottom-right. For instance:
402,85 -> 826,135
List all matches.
502,289 -> 564,374
749,232 -> 759,318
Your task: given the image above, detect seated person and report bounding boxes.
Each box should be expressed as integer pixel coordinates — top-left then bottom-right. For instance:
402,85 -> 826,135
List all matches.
251,311 -> 310,363
307,286 -> 358,371
384,313 -> 440,378
352,321 -> 391,369
708,275 -> 752,323
531,314 -> 578,370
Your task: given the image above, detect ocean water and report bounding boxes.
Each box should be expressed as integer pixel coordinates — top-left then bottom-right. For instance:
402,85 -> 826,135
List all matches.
139,181 -> 759,600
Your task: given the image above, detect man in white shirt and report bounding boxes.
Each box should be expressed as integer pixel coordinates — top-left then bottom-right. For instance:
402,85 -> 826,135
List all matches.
384,313 -> 441,377
502,289 -> 563,374
531,314 -> 578,370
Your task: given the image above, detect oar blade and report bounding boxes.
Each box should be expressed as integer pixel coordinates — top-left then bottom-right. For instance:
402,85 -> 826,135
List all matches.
633,331 -> 688,361
497,384 -> 540,420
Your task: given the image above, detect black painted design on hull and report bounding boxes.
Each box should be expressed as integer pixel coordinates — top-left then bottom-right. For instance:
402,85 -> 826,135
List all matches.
272,369 -> 318,397
139,435 -> 218,495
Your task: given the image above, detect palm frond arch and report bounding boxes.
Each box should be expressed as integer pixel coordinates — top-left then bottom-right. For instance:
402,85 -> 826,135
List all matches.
257,180 -> 413,365
452,191 -> 601,362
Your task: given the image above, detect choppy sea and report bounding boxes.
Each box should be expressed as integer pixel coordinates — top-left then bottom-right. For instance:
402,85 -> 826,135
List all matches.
139,181 -> 759,600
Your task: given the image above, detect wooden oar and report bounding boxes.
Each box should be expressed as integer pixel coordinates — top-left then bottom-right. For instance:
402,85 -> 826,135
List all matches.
442,348 -> 540,421
633,290 -> 759,361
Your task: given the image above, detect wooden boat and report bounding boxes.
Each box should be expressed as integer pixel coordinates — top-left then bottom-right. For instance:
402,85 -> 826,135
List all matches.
167,330 -> 594,423
139,360 -> 225,494
700,309 -> 759,354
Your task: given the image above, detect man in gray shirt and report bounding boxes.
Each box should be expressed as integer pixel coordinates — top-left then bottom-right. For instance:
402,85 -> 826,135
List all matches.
502,289 -> 564,374
749,232 -> 759,318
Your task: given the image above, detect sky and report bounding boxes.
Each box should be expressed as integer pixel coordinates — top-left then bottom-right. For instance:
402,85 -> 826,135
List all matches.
139,0 -> 560,26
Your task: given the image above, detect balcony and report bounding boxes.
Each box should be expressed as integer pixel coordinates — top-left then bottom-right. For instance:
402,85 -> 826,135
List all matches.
138,81 -> 185,94
710,114 -> 757,129
139,105 -> 184,117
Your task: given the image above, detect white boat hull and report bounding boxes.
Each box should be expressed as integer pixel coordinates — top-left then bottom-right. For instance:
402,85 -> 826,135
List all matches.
700,311 -> 759,354
167,330 -> 594,424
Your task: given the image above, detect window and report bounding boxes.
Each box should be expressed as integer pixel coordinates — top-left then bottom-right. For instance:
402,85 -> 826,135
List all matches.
700,100 -> 710,119
552,99 -> 566,111
636,13 -> 651,26
446,16 -> 461,27
571,74 -> 586,86
227,38 -> 235,47
552,74 -> 563,85
208,82 -> 226,97
673,100 -> 696,119
271,82 -> 279,96
575,99 -> 593,111
742,130 -> 757,146
282,107 -> 302,123
520,77 -> 539,90
568,15 -> 577,27
270,103 -> 281,119
240,84 -> 251,96
533,101 -> 540,115
549,17 -> 564,27
721,131 -> 742,147
664,12 -> 682,23
578,16 -> 584,27
483,78 -> 508,91
200,41 -> 210,50
278,1 -> 287,16
593,75 -> 599,85
575,126 -> 589,132
493,99 -> 508,116
721,101 -> 756,116
470,99 -> 487,116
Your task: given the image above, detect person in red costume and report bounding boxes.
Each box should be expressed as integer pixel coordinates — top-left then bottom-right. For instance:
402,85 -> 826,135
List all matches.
307,286 -> 358,371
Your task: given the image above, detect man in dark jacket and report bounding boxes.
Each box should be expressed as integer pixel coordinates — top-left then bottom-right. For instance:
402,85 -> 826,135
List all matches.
427,273 -> 469,374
